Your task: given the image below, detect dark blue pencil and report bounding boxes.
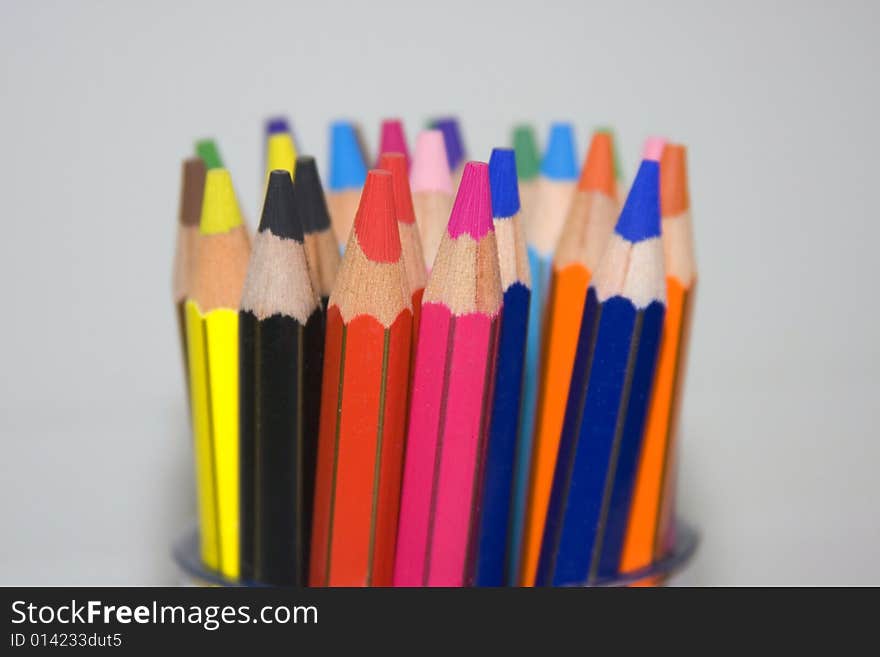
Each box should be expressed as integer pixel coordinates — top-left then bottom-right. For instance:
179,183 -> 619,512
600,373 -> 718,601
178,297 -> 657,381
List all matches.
536,154 -> 666,586
473,149 -> 532,586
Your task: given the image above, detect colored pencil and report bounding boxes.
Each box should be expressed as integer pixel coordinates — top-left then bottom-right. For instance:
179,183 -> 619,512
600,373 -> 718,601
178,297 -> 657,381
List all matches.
432,117 -> 466,188
264,117 -> 297,179
173,158 -> 207,392
595,125 -> 626,202
377,119 -> 410,171
519,130 -> 619,586
394,161 -> 502,587
473,149 -> 531,586
535,152 -> 666,586
515,122 -> 578,584
621,143 -> 696,574
239,171 -> 322,585
379,152 -> 427,344
195,138 -> 224,170
185,168 -> 251,580
293,156 -> 341,309
512,124 -> 540,233
410,129 -> 454,269
326,120 -> 367,249
310,170 -> 413,586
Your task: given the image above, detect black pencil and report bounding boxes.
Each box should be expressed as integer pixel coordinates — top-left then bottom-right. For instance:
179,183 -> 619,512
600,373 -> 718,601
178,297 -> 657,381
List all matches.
239,170 -> 323,585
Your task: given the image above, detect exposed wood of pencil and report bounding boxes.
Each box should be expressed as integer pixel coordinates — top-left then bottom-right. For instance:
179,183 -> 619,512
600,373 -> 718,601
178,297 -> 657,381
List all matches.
310,170 -> 413,587
520,131 -> 619,586
294,156 -> 341,307
410,130 -> 454,269
621,144 -> 696,573
186,169 -> 251,580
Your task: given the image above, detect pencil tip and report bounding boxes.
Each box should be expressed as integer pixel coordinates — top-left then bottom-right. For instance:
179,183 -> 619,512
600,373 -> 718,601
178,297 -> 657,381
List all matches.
432,117 -> 466,171
540,123 -> 577,180
329,121 -> 367,191
265,116 -> 290,135
661,144 -> 690,217
195,139 -> 224,169
642,136 -> 667,162
259,170 -> 303,241
448,161 -> 493,239
379,152 -> 416,225
180,158 -> 207,227
578,131 -> 616,196
512,125 -> 540,181
595,126 -> 624,179
353,170 -> 401,262
410,130 -> 453,193
615,160 -> 661,242
293,156 -> 332,233
200,169 -> 243,235
377,119 -> 410,170
489,148 -> 520,219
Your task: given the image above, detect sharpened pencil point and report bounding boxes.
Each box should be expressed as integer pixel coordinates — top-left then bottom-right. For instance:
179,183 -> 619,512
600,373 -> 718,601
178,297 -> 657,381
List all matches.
259,170 -> 303,242
195,139 -> 224,170
448,161 -> 493,239
378,119 -> 410,170
540,123 -> 577,180
661,144 -> 690,218
266,117 -> 290,135
293,156 -> 332,233
489,148 -> 520,219
410,130 -> 453,194
512,125 -> 540,181
379,153 -> 416,225
578,132 -> 616,197
432,117 -> 465,172
180,158 -> 207,227
615,160 -> 661,242
595,126 -> 623,180
642,136 -> 667,162
200,169 -> 243,235
354,170 -> 401,262
329,121 -> 367,191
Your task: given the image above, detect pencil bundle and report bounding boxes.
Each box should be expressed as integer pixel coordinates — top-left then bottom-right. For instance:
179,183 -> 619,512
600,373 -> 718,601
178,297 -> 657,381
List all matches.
310,170 -> 413,587
621,143 -> 696,575
326,121 -> 367,246
185,168 -> 251,580
535,149 -> 666,586
239,171 -> 323,586
473,149 -> 531,586
394,161 -> 502,587
520,130 -> 619,586
410,129 -> 454,268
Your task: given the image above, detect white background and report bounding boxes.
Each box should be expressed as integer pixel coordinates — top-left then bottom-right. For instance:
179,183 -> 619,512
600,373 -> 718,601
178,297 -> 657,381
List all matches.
1,0 -> 877,584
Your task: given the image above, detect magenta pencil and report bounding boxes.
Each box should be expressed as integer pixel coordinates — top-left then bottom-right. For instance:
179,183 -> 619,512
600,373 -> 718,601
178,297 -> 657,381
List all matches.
377,118 -> 410,171
394,161 -> 502,587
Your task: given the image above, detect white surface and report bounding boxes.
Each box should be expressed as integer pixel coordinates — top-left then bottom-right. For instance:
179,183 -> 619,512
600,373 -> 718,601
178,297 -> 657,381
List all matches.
0,0 -> 877,585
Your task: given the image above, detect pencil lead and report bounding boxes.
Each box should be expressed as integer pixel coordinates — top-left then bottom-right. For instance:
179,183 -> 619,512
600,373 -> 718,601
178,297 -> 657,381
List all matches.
378,119 -> 410,169
259,170 -> 303,242
489,148 -> 520,219
540,123 -> 577,181
578,131 -> 616,197
293,156 -> 332,233
180,158 -> 207,227
448,161 -> 493,239
354,170 -> 401,262
512,125 -> 540,182
660,144 -> 690,218
615,160 -> 661,242
200,169 -> 243,235
265,116 -> 291,135
595,126 -> 623,181
432,117 -> 465,172
379,153 -> 416,225
410,130 -> 453,194
195,139 -> 224,170
642,136 -> 667,162
329,121 -> 367,191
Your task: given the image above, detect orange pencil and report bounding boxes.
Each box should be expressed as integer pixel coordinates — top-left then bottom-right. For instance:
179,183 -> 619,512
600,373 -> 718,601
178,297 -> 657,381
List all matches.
519,130 -> 619,586
310,170 -> 413,587
621,144 -> 696,575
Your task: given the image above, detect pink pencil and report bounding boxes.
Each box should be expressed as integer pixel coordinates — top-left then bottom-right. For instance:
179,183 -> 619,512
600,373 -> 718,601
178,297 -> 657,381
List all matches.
409,130 -> 454,269
394,161 -> 503,587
